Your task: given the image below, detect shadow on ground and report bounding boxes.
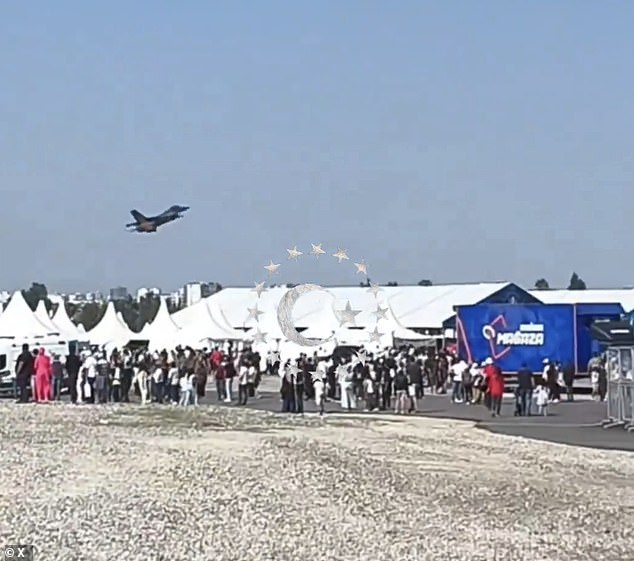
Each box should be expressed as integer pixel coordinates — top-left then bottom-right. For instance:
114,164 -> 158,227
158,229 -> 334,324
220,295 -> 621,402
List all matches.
212,390 -> 634,452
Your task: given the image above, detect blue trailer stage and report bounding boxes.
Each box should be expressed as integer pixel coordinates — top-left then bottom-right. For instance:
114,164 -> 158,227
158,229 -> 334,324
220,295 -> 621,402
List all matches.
456,303 -> 623,374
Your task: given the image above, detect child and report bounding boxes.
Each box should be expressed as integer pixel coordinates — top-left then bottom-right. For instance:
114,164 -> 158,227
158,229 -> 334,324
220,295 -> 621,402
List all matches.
189,372 -> 198,406
179,373 -> 191,407
535,384 -> 549,416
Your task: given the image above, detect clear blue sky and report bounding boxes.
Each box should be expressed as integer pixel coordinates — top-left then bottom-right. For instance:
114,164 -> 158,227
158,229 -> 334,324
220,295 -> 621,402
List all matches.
2,1 -> 633,293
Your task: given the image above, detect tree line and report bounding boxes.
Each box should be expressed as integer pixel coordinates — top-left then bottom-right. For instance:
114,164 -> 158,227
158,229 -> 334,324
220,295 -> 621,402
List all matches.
19,283 -> 185,332
533,272 -> 587,290
360,273 -> 588,290
9,274 -> 590,332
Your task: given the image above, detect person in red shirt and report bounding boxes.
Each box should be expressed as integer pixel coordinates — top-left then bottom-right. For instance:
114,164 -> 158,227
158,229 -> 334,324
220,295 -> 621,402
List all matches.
33,347 -> 52,403
211,347 -> 223,369
487,360 -> 505,417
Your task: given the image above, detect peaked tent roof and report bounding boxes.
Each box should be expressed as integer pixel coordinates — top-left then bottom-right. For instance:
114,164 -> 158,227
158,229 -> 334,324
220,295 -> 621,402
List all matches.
0,291 -> 61,340
51,302 -> 84,340
116,311 -> 136,334
35,301 -> 62,335
87,302 -> 134,346
140,298 -> 182,350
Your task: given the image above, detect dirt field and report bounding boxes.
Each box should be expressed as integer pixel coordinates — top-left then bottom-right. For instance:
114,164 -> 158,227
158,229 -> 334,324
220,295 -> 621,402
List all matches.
0,403 -> 632,560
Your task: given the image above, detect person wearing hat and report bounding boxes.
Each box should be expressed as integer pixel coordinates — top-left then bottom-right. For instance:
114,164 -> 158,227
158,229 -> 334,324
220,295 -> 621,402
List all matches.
481,357 -> 494,409
487,359 -> 505,417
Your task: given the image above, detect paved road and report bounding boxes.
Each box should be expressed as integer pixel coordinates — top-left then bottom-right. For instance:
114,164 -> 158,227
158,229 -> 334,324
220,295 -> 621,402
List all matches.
209,378 -> 634,452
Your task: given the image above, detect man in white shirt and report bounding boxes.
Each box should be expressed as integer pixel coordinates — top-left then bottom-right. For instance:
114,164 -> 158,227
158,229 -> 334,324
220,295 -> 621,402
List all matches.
82,352 -> 98,403
450,359 -> 468,403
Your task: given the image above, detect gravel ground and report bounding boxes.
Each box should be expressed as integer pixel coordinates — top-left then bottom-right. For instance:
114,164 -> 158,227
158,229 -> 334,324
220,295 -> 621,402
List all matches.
0,403 -> 632,561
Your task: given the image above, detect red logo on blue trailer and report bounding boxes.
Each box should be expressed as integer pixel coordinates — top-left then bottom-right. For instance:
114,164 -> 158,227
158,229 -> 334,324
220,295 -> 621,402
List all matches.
481,315 -> 512,361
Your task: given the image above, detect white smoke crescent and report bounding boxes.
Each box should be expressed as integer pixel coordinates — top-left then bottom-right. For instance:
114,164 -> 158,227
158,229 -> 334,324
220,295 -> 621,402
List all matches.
276,283 -> 335,347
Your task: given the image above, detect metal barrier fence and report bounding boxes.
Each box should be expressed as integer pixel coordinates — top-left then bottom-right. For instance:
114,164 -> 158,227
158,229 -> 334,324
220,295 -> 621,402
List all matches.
602,378 -> 634,431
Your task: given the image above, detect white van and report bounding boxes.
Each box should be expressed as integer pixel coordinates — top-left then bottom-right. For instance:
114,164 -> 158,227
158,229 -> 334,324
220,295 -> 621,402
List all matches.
0,341 -> 14,397
0,340 -> 69,398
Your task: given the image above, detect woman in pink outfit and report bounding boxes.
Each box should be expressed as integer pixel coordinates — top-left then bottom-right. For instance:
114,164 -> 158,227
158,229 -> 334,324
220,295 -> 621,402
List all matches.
34,348 -> 52,402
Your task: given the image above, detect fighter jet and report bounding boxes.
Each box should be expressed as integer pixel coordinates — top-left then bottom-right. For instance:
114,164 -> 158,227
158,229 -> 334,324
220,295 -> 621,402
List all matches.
125,205 -> 190,233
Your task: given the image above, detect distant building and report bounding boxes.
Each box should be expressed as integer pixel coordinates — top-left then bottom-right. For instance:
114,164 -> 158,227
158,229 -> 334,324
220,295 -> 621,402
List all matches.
48,294 -> 64,305
184,283 -> 202,307
201,282 -> 221,297
167,289 -> 184,308
109,286 -> 129,301
136,287 -> 161,301
183,282 -> 221,307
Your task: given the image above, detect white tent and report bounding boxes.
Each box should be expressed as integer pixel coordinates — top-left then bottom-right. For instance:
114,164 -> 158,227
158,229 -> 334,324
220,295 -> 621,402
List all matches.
173,297 -> 250,346
138,298 -> 182,351
35,301 -> 63,335
51,302 -> 84,340
87,302 -> 134,348
0,291 -> 62,341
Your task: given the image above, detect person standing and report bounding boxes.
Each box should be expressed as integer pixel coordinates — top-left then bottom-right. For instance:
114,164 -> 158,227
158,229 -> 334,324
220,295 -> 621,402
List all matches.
406,357 -> 423,411
450,359 -> 467,403
461,362 -> 474,404
51,354 -> 64,401
378,358 -> 392,410
543,359 -> 560,403
280,363 -> 296,413
487,361 -> 505,417
167,359 -> 180,403
312,372 -> 326,416
238,361 -> 249,405
215,360 -> 227,401
393,365 -> 409,414
95,352 -> 110,404
535,382 -> 549,415
120,349 -> 134,402
225,355 -> 236,403
65,349 -> 81,404
516,363 -> 534,416
83,351 -> 98,403
562,363 -> 575,401
34,348 -> 52,403
14,343 -> 34,403
178,373 -> 192,406
294,362 -> 305,414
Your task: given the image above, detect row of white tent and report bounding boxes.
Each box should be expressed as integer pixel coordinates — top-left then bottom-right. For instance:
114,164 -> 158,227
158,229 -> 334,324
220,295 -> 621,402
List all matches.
7,281 -> 629,358
0,286 -> 435,356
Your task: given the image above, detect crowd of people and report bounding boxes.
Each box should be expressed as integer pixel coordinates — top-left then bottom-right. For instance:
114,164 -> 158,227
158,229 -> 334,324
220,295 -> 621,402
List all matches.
12,341 -> 599,418
12,342 -> 264,406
